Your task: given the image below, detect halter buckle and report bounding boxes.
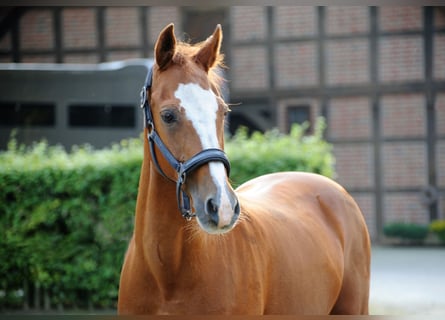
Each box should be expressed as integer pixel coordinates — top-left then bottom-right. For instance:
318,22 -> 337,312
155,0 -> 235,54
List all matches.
183,211 -> 194,221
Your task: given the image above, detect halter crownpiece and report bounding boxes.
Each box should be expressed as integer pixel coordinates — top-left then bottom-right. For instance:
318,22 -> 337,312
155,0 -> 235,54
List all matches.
140,66 -> 231,220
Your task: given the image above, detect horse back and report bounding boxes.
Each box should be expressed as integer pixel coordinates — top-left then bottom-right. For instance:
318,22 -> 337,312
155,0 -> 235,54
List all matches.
236,171 -> 369,247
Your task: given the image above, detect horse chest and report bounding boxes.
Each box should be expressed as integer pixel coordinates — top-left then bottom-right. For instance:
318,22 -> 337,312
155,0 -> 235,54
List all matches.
148,271 -> 264,314
144,246 -> 266,314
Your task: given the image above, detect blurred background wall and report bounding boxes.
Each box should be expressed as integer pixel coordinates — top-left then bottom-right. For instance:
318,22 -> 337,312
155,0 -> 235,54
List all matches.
1,6 -> 444,241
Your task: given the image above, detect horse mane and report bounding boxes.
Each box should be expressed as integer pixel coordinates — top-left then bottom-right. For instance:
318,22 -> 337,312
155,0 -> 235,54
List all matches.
171,40 -> 226,96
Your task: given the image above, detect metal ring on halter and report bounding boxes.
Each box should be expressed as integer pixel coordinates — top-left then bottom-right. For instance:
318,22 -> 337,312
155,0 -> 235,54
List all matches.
140,86 -> 147,109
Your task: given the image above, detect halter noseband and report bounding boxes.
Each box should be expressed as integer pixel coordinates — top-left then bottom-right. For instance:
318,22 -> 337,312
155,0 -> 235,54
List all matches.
140,66 -> 231,220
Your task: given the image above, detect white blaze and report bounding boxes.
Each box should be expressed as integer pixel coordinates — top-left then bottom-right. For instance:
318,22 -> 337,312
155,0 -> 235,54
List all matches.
174,83 -> 232,226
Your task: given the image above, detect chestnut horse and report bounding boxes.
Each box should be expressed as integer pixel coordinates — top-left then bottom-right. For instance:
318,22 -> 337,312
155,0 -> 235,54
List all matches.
118,23 -> 371,315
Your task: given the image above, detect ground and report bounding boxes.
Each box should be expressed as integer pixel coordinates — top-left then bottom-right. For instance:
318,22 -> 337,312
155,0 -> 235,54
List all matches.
370,245 -> 445,315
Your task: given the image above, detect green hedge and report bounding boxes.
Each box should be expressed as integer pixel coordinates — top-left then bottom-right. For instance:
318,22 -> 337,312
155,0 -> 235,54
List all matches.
383,222 -> 430,244
0,139 -> 142,310
383,220 -> 445,245
225,119 -> 334,186
0,119 -> 334,311
430,220 -> 445,244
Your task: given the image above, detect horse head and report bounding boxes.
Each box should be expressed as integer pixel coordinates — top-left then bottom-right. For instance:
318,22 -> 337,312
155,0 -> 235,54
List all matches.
146,24 -> 240,234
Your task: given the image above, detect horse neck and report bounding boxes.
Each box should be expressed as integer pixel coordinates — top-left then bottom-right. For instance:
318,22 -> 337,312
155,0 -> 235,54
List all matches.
134,133 -> 189,274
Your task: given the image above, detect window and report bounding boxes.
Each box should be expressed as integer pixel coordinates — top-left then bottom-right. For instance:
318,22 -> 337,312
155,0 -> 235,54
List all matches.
278,99 -> 317,134
286,105 -> 311,132
68,104 -> 135,128
0,102 -> 55,126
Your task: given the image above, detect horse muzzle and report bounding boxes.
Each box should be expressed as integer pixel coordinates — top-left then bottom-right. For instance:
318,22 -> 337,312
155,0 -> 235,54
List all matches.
190,162 -> 240,234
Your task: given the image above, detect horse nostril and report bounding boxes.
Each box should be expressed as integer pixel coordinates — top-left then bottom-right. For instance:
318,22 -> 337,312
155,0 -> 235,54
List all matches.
205,198 -> 219,225
234,199 -> 240,215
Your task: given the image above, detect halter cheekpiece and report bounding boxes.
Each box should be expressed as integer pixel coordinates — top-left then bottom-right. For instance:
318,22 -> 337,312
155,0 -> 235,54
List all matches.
140,66 -> 231,220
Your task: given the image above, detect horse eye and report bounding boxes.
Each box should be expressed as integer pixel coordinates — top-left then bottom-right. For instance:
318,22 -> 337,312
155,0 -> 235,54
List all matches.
160,110 -> 177,124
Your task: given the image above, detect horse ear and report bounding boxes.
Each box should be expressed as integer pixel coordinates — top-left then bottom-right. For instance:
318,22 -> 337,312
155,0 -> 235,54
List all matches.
194,24 -> 222,72
155,23 -> 176,71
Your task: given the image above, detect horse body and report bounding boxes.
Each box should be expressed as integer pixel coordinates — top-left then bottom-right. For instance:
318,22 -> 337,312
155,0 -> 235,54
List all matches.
118,23 -> 370,315
236,172 -> 370,314
119,168 -> 369,314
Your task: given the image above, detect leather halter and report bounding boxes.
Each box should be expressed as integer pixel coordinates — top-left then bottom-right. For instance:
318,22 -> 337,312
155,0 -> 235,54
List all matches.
140,66 -> 231,220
